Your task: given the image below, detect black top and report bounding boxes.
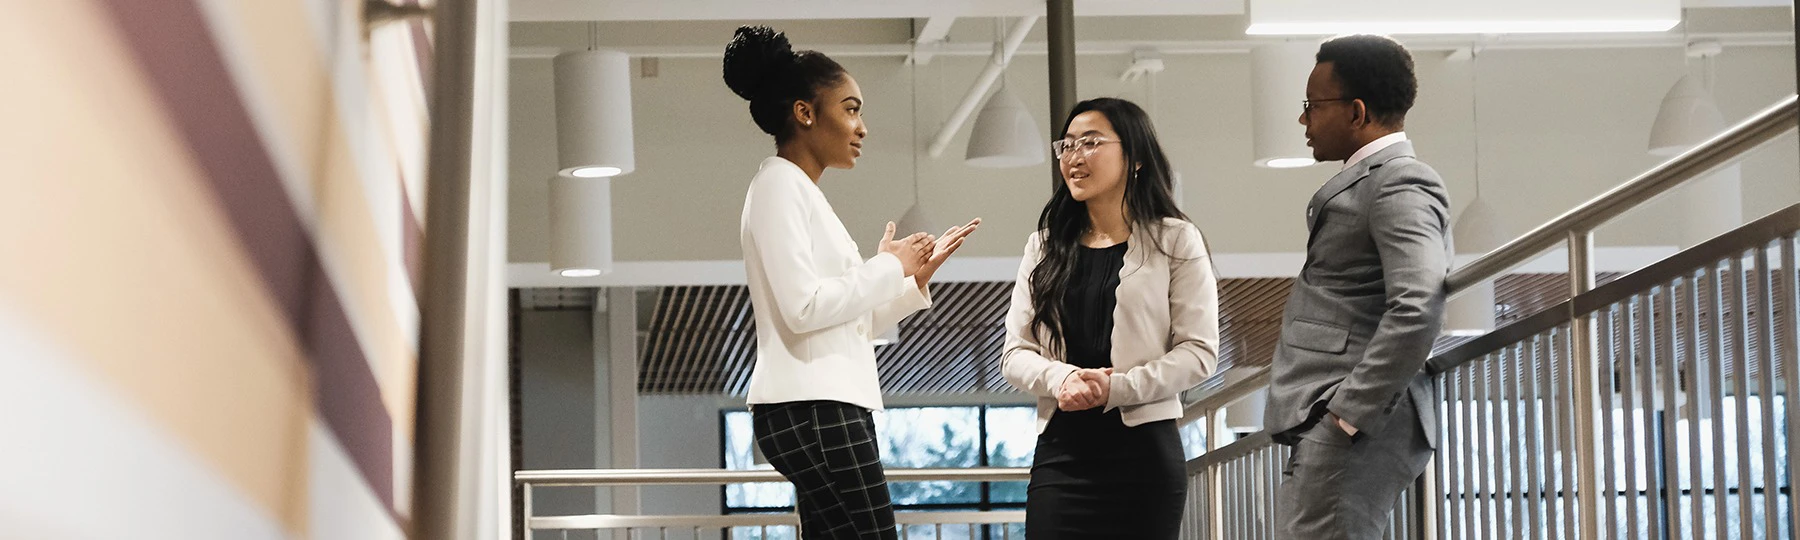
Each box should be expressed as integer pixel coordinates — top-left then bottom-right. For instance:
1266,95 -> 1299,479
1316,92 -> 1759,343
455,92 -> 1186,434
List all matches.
1044,242 -> 1128,437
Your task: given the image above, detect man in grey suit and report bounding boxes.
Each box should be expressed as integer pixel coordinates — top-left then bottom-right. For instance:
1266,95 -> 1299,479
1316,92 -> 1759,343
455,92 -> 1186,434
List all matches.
1265,35 -> 1451,539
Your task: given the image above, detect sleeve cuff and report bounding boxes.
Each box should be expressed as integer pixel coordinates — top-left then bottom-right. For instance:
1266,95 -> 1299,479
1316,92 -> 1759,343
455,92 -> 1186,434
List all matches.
1044,364 -> 1079,396
909,276 -> 934,308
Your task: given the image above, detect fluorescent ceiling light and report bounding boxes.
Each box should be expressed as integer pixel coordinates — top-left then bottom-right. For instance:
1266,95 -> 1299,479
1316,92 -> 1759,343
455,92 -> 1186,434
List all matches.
571,166 -> 623,178
1263,157 -> 1318,169
1247,0 -> 1679,36
1247,20 -> 1678,35
550,175 -> 614,278
1250,42 -> 1318,169
555,49 -> 636,177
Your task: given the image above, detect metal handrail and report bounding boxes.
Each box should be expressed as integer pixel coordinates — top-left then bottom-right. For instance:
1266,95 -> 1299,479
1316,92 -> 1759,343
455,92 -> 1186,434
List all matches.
1446,94 -> 1798,293
1176,93 -> 1799,419
531,510 -> 1029,530
1427,202 -> 1800,372
515,467 -> 1031,486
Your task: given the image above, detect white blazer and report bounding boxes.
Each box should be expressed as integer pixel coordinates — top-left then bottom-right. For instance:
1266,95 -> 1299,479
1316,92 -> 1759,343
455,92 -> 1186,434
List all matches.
740,156 -> 932,411
1001,218 -> 1220,433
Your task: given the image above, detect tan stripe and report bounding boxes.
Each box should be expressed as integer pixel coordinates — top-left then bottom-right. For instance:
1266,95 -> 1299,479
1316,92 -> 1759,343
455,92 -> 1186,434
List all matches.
0,2 -> 312,533
318,112 -> 421,436
198,0 -> 421,430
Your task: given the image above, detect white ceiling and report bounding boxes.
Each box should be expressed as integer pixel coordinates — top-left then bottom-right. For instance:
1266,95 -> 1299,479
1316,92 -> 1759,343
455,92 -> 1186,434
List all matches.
512,0 -> 1793,22
511,0 -> 1244,22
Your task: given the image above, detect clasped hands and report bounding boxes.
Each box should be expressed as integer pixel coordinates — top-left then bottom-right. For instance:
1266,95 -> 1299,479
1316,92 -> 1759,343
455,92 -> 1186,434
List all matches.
1055,368 -> 1112,412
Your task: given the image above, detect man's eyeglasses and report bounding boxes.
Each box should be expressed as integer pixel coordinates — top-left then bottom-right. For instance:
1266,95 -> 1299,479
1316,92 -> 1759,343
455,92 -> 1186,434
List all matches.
1301,97 -> 1355,115
1051,136 -> 1119,161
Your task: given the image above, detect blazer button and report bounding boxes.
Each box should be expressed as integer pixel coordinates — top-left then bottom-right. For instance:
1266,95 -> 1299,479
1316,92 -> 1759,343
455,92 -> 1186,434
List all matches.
856,323 -> 868,337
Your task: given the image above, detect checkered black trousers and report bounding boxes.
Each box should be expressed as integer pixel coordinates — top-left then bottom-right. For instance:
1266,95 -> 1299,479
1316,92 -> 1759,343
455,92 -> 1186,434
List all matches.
752,401 -> 898,540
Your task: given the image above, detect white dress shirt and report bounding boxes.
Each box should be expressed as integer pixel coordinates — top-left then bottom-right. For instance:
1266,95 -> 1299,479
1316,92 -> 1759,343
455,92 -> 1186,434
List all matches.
740,156 -> 932,411
1342,131 -> 1409,171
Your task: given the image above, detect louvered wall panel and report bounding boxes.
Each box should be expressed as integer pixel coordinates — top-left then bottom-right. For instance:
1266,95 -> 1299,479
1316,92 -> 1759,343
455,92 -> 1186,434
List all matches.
521,273 -> 1622,395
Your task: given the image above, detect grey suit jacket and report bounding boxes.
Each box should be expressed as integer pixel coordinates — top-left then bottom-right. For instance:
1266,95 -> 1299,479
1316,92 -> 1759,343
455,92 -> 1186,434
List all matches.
1264,140 -> 1451,448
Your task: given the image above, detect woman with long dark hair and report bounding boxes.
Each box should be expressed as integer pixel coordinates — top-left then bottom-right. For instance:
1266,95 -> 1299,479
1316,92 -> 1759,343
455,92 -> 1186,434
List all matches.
724,26 -> 979,539
1000,98 -> 1219,538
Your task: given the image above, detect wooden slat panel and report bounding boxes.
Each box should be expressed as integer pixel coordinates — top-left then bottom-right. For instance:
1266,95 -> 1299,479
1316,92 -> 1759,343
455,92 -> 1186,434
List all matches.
525,272 -> 1603,395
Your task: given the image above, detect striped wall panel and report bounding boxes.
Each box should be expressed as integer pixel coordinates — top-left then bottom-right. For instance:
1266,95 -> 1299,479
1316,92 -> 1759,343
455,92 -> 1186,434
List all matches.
580,273 -> 1587,396
2,0 -> 431,537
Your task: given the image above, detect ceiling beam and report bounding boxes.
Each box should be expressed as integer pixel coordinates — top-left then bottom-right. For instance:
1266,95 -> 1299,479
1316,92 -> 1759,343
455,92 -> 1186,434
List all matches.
908,17 -> 957,65
511,0 -> 1242,22
510,31 -> 1794,59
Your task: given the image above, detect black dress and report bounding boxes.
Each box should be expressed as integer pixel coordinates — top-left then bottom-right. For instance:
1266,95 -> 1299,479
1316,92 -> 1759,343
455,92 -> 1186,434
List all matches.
1026,242 -> 1187,539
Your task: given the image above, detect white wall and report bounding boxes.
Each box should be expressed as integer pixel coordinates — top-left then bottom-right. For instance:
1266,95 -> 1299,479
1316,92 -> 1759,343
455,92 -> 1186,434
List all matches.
518,310 -> 600,534
508,20 -> 1797,270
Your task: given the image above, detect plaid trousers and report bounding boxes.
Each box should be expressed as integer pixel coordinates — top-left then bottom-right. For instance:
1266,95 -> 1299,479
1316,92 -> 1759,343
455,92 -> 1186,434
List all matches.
752,401 -> 898,540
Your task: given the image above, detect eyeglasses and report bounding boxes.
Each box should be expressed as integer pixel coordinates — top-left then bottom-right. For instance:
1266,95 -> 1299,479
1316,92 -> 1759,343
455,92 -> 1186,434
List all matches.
1301,97 -> 1355,116
1051,136 -> 1119,161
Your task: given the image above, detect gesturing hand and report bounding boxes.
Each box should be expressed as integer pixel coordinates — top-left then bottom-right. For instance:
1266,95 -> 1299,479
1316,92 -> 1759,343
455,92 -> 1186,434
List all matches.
914,218 -> 981,287
877,221 -> 933,277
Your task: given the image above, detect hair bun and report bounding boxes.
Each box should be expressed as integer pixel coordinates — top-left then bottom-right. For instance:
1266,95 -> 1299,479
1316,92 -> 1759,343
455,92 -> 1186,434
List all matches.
722,25 -> 796,101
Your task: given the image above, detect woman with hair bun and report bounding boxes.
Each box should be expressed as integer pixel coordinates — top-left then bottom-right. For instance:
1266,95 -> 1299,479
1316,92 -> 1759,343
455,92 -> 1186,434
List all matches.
725,25 -> 979,539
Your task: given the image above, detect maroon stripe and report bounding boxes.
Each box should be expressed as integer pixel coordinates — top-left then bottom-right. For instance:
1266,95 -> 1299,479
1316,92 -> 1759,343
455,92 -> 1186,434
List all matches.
100,0 -> 399,514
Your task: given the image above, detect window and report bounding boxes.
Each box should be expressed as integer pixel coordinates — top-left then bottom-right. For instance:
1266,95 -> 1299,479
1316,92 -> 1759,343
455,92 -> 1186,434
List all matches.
722,404 -> 1038,537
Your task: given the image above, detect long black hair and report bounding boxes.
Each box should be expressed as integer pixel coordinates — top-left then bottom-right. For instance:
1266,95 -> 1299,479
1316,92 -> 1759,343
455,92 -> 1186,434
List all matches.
722,25 -> 847,143
1028,98 -> 1193,353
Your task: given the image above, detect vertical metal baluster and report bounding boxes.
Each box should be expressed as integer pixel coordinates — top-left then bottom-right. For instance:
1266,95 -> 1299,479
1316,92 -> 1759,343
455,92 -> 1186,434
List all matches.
1780,235 -> 1800,540
1622,298 -> 1646,540
1684,270 -> 1707,540
523,484 -> 535,540
1248,452 -> 1259,540
1534,339 -> 1558,540
1600,306 -> 1624,539
1477,355 -> 1495,540
1237,454 -> 1246,540
1707,260 -> 1731,539
1276,445 -> 1284,540
1731,253 -> 1755,540
1755,243 -> 1782,539
1525,334 -> 1546,539
1444,367 -> 1463,540
1488,346 -> 1507,539
1494,344 -> 1515,538
1224,459 -> 1235,538
1558,325 -> 1581,539
1221,458 -> 1231,538
1638,290 -> 1662,539
1463,361 -> 1484,540
1227,458 -> 1237,538
1510,342 -> 1529,538
1240,456 -> 1249,539
1660,281 -> 1685,537
1241,456 -> 1251,539
1257,446 -> 1266,540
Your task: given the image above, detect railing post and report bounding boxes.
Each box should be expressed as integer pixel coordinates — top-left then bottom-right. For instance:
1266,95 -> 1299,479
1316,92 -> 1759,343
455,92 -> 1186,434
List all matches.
1566,230 -> 1603,539
522,482 -> 534,540
1416,459 -> 1438,539
1206,407 -> 1224,540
